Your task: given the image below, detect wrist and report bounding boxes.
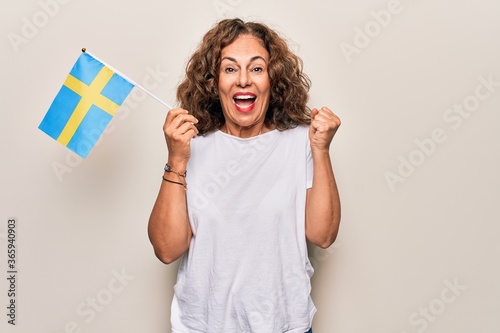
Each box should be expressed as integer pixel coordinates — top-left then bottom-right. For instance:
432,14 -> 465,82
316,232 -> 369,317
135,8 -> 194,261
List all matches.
162,161 -> 188,190
164,162 -> 187,181
166,158 -> 188,173
311,148 -> 331,159
161,173 -> 187,190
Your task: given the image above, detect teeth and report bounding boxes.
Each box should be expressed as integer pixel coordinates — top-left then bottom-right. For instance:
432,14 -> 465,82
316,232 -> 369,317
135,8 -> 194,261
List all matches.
234,95 -> 255,100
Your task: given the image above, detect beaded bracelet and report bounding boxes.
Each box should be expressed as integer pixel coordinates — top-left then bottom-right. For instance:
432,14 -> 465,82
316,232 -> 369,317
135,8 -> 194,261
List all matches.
162,176 -> 187,190
164,164 -> 187,178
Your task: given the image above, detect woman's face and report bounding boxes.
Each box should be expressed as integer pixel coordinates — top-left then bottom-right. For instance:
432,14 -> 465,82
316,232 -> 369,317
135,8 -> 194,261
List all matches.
218,34 -> 271,136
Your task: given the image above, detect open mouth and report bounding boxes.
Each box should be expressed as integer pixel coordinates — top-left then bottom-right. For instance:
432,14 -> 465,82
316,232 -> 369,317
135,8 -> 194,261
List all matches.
233,93 -> 257,113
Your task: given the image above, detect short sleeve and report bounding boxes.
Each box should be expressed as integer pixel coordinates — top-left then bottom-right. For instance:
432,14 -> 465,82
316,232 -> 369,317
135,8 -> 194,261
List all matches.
306,137 -> 313,189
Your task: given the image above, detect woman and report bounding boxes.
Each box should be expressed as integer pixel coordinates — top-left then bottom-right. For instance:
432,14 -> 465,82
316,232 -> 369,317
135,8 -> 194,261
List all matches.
148,18 -> 341,333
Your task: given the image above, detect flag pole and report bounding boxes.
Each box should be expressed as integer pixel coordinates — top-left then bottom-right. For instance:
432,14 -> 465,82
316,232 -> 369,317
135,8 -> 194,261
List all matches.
81,48 -> 173,110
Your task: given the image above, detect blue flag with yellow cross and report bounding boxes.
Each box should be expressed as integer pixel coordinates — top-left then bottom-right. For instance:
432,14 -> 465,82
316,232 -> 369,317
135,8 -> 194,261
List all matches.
39,52 -> 134,158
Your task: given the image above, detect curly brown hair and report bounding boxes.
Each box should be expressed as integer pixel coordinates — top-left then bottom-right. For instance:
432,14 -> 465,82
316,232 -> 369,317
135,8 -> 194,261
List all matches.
176,18 -> 312,135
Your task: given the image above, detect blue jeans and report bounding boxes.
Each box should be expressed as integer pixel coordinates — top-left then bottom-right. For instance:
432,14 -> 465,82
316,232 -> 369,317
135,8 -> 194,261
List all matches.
305,329 -> 313,333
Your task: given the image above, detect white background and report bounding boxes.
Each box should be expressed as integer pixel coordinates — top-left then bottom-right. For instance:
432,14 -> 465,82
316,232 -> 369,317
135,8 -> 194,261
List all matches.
1,0 -> 499,332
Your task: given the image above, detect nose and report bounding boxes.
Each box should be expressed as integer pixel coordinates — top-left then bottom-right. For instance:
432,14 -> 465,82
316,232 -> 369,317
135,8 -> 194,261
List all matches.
237,70 -> 251,87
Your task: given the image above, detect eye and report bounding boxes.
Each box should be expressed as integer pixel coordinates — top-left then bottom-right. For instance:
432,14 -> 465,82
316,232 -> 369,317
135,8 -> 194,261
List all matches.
252,67 -> 263,73
224,67 -> 236,73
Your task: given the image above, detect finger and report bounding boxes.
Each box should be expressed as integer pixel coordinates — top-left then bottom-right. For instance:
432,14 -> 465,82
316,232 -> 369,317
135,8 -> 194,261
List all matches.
314,109 -> 340,127
169,114 -> 199,130
165,113 -> 199,136
310,108 -> 319,119
316,107 -> 336,118
313,115 -> 341,129
176,121 -> 199,137
165,108 -> 198,127
170,130 -> 197,147
165,108 -> 188,125
311,107 -> 334,123
311,119 -> 328,133
164,109 -> 187,133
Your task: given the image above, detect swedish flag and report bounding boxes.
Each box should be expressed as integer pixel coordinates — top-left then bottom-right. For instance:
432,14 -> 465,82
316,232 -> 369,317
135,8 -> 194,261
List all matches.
39,52 -> 134,158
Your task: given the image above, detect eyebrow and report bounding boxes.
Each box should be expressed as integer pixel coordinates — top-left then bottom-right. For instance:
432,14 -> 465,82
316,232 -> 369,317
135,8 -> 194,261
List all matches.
221,56 -> 267,63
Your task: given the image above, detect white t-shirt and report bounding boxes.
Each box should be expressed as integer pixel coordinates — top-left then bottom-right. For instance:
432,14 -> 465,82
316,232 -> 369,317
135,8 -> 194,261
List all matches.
171,125 -> 315,333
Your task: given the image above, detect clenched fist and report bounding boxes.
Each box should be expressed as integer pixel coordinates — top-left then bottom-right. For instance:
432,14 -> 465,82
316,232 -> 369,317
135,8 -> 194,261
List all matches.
163,108 -> 199,165
309,107 -> 341,153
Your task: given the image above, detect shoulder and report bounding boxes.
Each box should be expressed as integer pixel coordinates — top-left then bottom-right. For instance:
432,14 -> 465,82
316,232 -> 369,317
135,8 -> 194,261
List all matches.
272,125 -> 310,156
279,125 -> 309,141
191,131 -> 217,145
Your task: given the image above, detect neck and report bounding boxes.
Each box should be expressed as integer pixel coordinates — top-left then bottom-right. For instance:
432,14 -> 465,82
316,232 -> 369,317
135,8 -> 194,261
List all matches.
221,123 -> 273,138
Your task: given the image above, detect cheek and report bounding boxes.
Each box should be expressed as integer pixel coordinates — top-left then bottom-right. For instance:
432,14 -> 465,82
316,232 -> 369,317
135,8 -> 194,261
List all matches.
260,87 -> 271,104
218,79 -> 233,98
259,78 -> 271,100
217,74 -> 227,92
